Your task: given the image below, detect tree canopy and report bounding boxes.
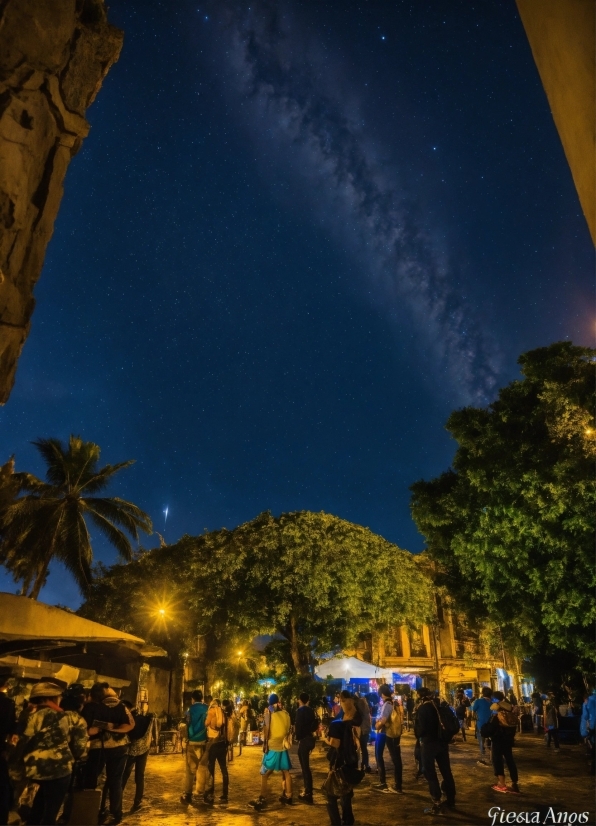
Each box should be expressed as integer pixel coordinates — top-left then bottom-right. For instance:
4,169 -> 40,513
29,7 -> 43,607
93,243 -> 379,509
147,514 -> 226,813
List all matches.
0,436 -> 152,598
80,509 -> 434,674
410,342 -> 595,668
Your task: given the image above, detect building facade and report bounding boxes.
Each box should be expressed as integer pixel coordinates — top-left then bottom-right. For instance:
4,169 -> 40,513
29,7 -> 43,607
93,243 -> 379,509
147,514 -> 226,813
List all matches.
347,608 -> 521,700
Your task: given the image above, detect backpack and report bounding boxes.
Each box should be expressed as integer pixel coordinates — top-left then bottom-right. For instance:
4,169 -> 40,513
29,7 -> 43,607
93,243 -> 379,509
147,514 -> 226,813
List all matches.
128,713 -> 153,742
385,702 -> 403,739
434,701 -> 460,743
497,706 -> 519,729
207,705 -> 225,740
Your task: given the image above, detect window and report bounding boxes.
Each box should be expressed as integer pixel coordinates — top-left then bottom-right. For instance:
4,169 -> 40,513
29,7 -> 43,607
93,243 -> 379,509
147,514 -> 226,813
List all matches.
408,627 -> 427,657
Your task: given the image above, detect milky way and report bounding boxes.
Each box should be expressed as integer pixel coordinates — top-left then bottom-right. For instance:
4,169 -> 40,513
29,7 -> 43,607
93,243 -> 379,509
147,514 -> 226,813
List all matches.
208,1 -> 501,404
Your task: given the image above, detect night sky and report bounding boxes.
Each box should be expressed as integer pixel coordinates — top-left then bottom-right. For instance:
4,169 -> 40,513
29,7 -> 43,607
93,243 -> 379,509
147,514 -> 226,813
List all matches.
0,0 -> 593,608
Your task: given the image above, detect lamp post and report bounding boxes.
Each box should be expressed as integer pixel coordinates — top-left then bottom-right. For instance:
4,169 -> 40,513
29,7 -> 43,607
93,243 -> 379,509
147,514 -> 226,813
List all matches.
181,652 -> 189,715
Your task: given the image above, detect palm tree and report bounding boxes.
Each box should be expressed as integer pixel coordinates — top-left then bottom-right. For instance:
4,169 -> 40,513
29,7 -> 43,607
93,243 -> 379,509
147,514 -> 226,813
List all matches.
0,436 -> 153,599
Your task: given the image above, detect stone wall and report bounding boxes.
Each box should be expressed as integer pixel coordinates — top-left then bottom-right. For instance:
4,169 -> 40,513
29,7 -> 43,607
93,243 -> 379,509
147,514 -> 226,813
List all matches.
0,0 -> 123,402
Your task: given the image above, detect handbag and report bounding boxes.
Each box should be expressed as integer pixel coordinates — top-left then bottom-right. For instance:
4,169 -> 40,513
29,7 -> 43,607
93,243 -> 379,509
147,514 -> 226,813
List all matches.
282,727 -> 293,751
321,768 -> 352,797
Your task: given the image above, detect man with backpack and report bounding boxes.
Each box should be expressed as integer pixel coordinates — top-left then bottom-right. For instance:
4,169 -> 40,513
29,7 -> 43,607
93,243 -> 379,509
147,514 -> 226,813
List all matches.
484,691 -> 520,794
14,682 -> 88,826
414,687 -> 457,816
372,685 -> 403,794
180,690 -> 208,806
121,701 -> 155,814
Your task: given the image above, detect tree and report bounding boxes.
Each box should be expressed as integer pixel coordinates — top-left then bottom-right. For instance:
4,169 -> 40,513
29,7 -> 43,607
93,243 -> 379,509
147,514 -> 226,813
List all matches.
410,342 -> 596,668
0,436 -> 153,598
80,510 -> 434,674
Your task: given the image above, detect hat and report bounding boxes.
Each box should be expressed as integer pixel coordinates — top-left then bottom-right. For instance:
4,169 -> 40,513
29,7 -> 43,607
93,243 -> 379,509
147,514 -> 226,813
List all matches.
268,693 -> 279,705
29,682 -> 62,699
417,687 -> 432,698
378,684 -> 393,698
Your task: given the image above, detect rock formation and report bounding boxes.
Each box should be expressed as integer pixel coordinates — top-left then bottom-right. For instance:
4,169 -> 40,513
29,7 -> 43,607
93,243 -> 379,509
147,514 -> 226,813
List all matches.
0,0 -> 123,403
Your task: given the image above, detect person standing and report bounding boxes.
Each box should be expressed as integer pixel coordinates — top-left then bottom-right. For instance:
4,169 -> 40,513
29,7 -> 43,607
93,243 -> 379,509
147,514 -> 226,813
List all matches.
544,695 -> 560,752
373,686 -> 403,794
248,694 -> 292,812
405,693 -> 415,732
414,688 -> 456,816
454,691 -> 470,742
204,700 -> 231,806
471,687 -> 493,766
580,689 -> 596,774
295,693 -> 318,804
487,691 -> 520,794
81,684 -> 134,825
0,678 -> 16,826
121,702 -> 155,813
14,682 -> 87,826
180,690 -> 208,805
238,700 -> 251,745
355,694 -> 372,773
372,684 -> 402,794
324,694 -> 362,826
531,689 -> 543,728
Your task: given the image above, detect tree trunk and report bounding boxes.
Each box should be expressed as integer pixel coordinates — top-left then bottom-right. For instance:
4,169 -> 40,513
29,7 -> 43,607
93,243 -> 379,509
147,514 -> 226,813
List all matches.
287,613 -> 310,676
28,556 -> 51,600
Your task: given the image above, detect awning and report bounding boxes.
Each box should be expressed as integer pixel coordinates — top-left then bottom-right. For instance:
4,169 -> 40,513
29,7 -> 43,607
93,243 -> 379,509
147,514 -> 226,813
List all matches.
0,655 -> 80,685
0,593 -> 144,647
315,656 -> 394,682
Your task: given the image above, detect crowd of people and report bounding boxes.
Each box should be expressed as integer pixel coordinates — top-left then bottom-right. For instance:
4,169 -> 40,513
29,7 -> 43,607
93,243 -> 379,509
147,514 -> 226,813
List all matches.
0,678 -> 154,826
0,674 -> 594,825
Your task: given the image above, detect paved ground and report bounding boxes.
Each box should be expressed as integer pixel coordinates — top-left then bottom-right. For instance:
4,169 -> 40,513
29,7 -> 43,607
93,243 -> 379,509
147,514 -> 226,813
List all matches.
122,730 -> 595,826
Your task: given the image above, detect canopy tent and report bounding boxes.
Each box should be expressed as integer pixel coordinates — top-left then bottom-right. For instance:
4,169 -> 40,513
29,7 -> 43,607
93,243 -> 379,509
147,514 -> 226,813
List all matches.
315,656 -> 395,682
0,593 -> 160,688
0,592 -> 144,647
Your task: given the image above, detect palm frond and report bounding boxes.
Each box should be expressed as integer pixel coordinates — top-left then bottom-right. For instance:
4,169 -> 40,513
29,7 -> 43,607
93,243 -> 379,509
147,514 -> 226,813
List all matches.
86,509 -> 135,562
78,461 -> 136,495
69,436 -> 101,489
55,505 -> 93,595
84,497 -> 152,536
32,438 -> 69,487
10,473 -> 53,496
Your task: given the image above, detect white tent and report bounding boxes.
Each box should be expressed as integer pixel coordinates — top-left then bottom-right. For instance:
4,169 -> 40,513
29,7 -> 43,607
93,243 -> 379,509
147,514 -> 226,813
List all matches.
315,656 -> 394,682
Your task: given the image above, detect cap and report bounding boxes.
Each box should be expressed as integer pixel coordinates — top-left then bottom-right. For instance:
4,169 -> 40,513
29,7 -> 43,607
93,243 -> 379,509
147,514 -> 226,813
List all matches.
30,682 -> 63,699
378,684 -> 393,698
268,693 -> 279,705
